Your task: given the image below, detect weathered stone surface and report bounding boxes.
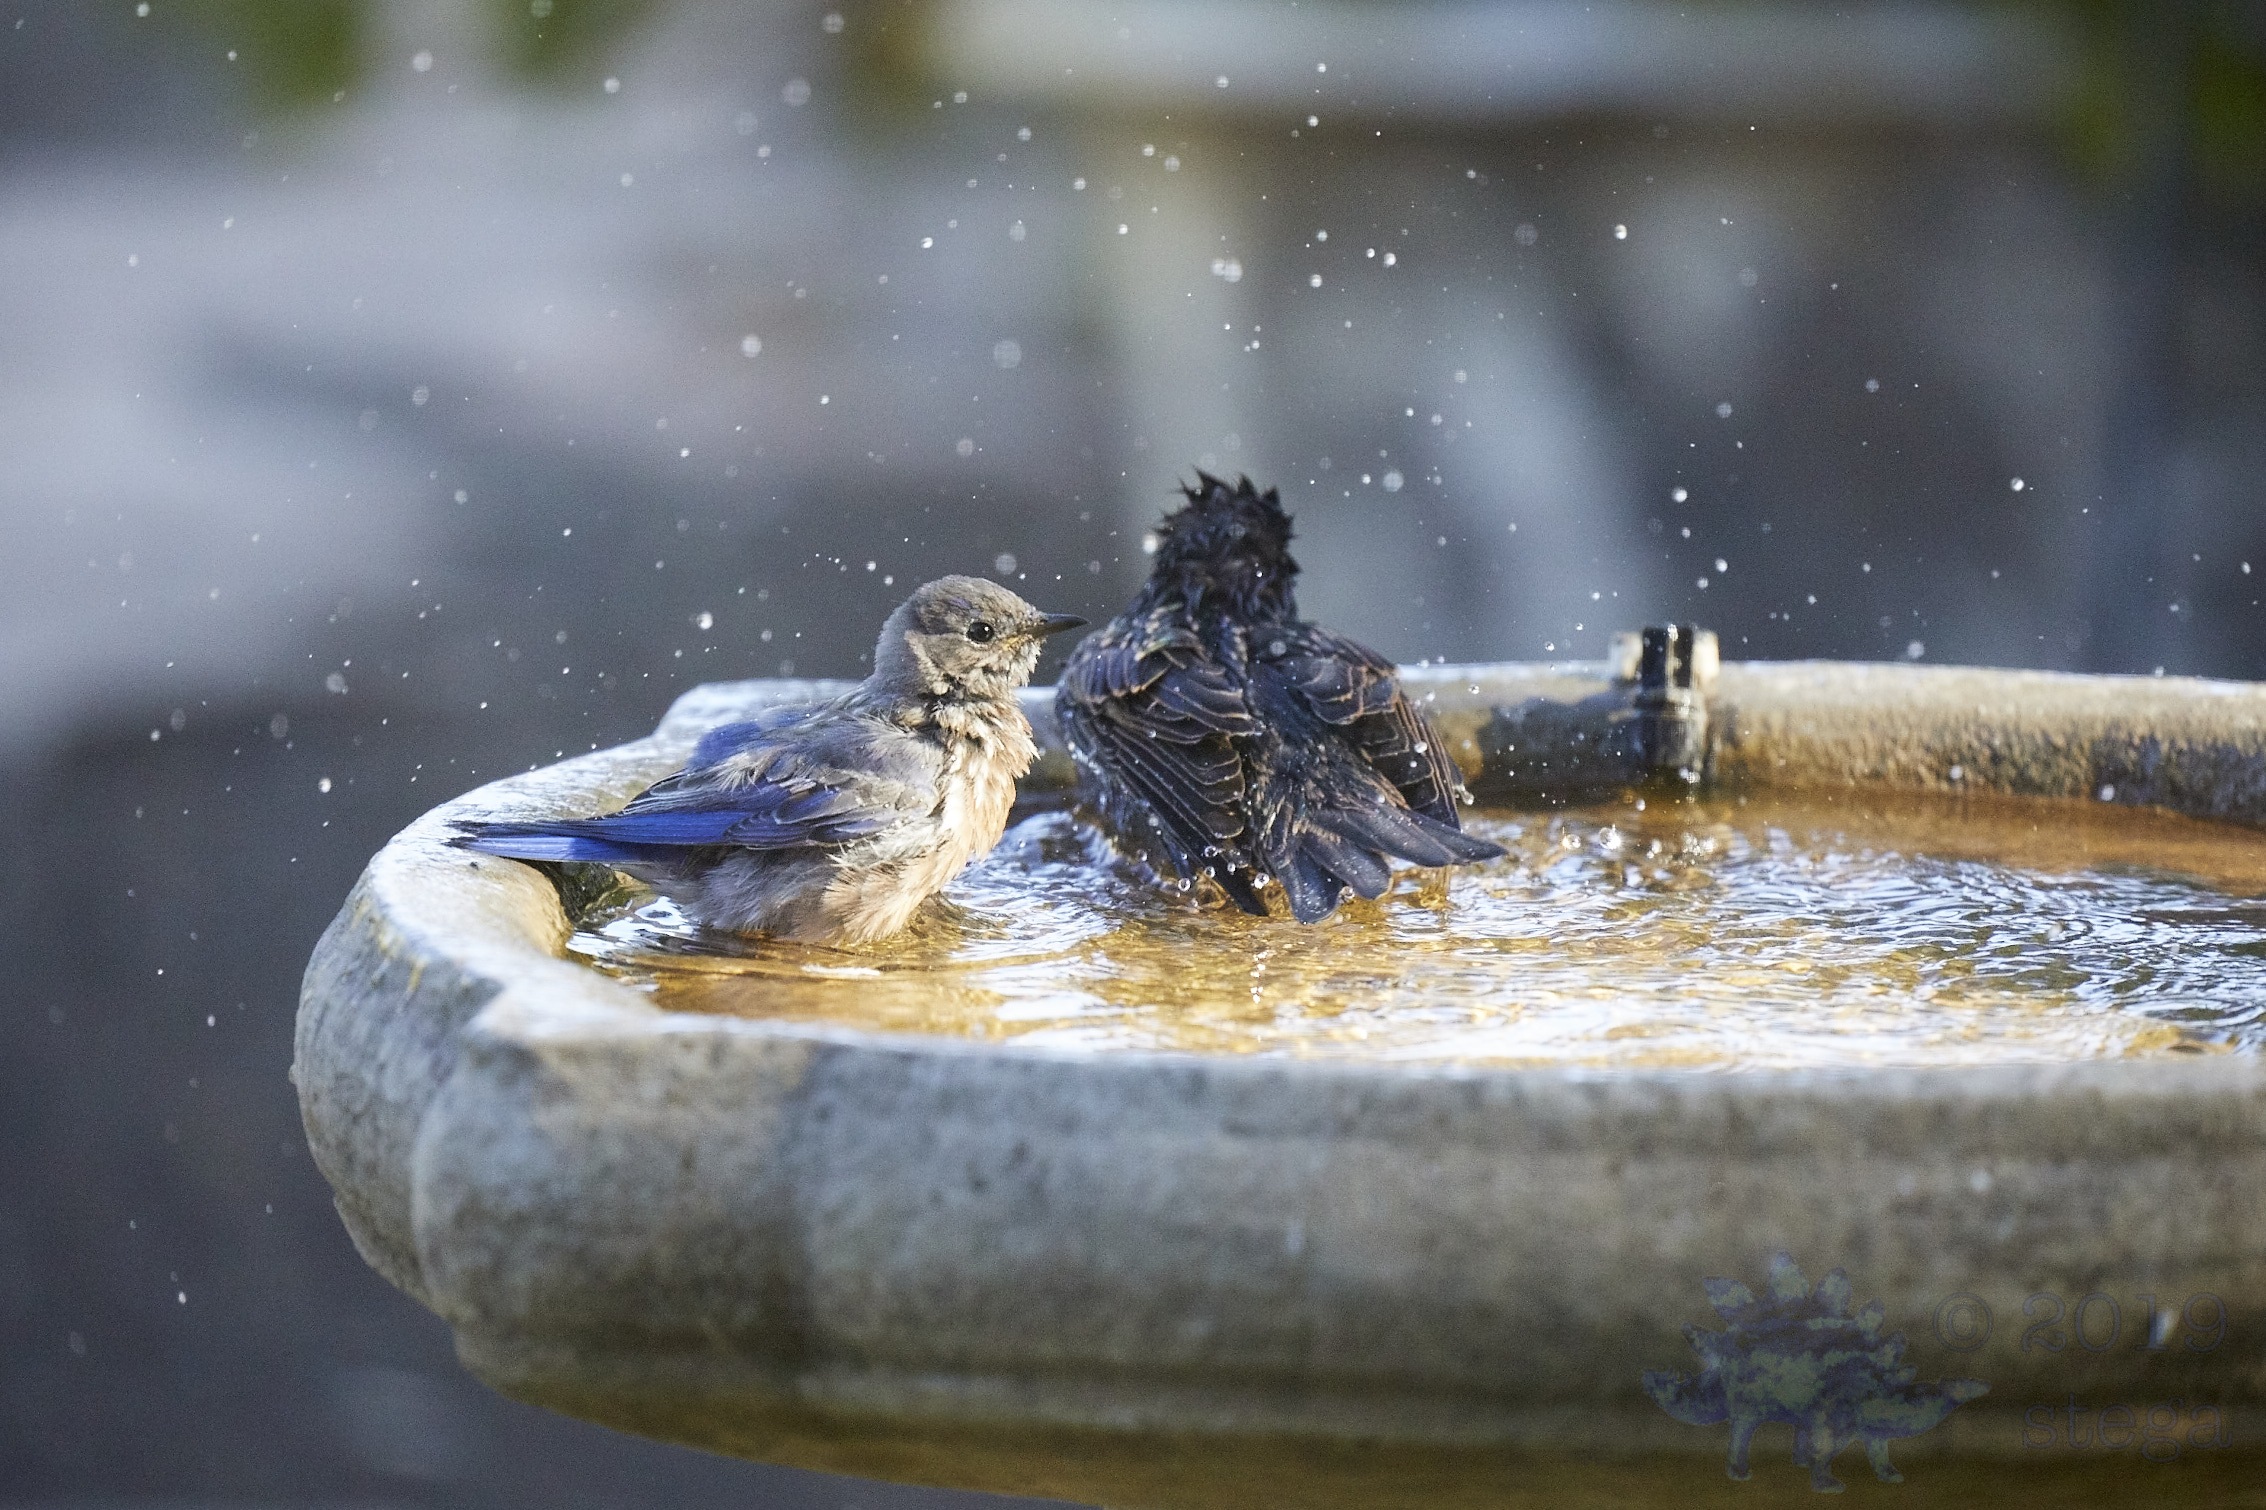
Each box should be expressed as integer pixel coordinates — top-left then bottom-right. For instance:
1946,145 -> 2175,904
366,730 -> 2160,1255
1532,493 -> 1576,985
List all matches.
1710,661 -> 2266,818
298,663 -> 2266,1506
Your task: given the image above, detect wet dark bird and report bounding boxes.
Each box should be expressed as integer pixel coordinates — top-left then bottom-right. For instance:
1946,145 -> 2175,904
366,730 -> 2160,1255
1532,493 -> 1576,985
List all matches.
1058,473 -> 1502,921
452,576 -> 1084,945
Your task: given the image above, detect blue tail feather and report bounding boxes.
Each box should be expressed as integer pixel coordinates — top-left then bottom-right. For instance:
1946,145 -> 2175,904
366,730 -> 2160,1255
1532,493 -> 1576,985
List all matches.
452,824 -> 660,865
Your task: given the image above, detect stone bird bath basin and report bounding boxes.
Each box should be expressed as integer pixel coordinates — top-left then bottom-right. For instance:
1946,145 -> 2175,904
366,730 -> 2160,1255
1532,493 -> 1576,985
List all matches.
298,660 -> 2266,1507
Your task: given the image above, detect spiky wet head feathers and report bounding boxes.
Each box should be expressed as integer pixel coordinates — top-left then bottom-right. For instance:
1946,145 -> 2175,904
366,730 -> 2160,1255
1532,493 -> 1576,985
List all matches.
1146,472 -> 1299,622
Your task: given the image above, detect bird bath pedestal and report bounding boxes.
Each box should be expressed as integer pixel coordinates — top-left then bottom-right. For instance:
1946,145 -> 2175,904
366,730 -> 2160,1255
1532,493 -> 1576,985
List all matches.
297,661 -> 2266,1508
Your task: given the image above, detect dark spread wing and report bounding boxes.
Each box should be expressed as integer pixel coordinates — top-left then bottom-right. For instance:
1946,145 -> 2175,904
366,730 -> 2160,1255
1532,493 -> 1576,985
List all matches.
1058,607 -> 1264,909
1234,623 -> 1502,922
453,713 -> 935,865
1266,623 -> 1467,825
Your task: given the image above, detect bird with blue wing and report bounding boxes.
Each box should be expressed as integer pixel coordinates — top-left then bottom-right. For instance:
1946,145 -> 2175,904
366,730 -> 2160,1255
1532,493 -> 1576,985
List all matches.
1058,473 -> 1502,922
454,576 -> 1083,945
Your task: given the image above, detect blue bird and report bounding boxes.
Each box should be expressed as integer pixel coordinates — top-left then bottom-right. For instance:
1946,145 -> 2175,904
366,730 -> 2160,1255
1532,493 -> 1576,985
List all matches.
1058,473 -> 1503,922
453,576 -> 1084,945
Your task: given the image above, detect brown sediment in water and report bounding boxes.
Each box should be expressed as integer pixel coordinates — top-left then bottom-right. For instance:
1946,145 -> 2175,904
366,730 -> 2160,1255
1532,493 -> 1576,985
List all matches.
566,789 -> 2266,1070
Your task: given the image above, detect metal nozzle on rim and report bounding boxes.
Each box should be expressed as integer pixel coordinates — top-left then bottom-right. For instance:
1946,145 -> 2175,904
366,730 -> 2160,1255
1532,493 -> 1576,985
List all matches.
1625,623 -> 1718,783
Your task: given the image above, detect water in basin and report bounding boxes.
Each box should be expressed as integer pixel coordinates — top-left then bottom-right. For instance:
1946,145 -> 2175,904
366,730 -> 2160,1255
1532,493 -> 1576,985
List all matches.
567,790 -> 2266,1069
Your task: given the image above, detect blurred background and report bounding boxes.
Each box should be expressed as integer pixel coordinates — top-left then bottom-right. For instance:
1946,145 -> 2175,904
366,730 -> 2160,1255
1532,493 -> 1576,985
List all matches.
1,1 -> 2260,1506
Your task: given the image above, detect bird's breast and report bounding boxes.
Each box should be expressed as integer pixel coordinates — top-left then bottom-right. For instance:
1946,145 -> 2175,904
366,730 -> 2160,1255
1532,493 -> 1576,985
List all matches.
944,745 -> 1019,858
816,722 -> 1033,945
908,704 -> 1034,882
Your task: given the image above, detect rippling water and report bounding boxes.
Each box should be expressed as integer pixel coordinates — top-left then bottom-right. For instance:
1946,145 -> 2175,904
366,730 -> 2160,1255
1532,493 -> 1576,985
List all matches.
568,791 -> 2266,1069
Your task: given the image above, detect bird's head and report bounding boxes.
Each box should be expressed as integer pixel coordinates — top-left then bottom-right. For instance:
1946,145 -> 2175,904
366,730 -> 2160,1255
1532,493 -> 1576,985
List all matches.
875,575 -> 1085,701
1148,472 -> 1299,620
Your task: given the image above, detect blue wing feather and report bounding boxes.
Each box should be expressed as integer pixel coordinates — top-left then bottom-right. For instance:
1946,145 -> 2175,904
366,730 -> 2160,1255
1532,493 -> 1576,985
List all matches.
454,707 -> 928,863
456,792 -> 890,860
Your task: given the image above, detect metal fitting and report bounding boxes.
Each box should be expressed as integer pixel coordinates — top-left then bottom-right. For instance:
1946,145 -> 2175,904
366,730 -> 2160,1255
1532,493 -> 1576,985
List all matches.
1616,624 -> 1718,782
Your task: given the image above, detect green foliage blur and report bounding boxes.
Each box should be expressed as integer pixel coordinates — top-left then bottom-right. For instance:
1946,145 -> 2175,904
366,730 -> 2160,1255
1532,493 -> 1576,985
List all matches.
155,0 -> 2265,205
2031,0 -> 2265,197
2191,15 -> 2266,196
486,0 -> 658,81
172,0 -> 359,107
164,0 -> 657,107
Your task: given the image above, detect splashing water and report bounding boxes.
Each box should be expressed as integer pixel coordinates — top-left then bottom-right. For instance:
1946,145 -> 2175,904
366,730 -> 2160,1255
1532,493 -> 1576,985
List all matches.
569,792 -> 2266,1070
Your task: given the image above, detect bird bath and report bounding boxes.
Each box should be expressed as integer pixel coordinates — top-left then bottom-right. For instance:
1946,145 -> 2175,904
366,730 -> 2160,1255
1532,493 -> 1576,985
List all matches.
297,659 -> 2266,1507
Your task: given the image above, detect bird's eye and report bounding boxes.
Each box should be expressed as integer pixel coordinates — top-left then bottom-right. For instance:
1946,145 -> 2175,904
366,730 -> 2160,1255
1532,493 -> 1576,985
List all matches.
965,620 -> 996,643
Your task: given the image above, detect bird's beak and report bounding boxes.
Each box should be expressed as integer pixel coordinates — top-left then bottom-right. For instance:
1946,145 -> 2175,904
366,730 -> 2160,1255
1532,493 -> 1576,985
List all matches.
1026,612 -> 1088,639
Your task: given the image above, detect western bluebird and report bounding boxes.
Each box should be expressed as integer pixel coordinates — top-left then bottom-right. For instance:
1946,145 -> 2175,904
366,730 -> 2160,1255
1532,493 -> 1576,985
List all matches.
1058,473 -> 1501,922
454,576 -> 1084,945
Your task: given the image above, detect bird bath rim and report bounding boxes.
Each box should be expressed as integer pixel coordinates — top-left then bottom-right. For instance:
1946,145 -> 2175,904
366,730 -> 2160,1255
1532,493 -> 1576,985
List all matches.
296,659 -> 2266,1508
